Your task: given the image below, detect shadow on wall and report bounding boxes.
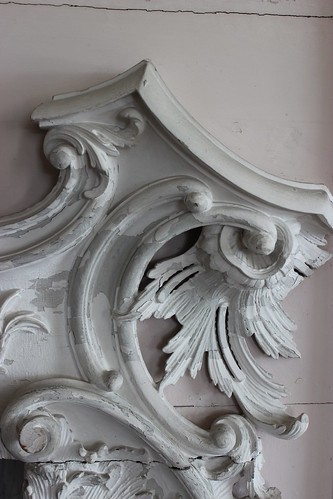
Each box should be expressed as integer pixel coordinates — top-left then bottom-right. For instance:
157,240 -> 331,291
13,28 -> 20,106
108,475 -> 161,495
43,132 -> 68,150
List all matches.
0,460 -> 24,499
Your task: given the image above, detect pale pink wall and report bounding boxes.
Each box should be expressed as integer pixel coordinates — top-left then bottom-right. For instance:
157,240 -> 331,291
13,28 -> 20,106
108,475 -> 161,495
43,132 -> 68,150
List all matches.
0,2 -> 332,497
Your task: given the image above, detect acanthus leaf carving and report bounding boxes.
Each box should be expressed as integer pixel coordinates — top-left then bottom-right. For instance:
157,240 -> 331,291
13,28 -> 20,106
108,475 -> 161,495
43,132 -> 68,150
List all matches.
197,415 -> 281,498
129,212 -> 330,438
24,460 -> 186,499
43,107 -> 145,200
232,454 -> 282,499
1,62 -> 332,499
0,379 -> 279,497
64,169 -> 331,495
0,107 -> 144,269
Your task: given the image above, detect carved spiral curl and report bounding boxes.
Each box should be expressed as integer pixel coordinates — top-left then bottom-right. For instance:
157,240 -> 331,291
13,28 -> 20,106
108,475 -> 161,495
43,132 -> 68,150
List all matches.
197,415 -> 259,482
210,421 -> 237,454
1,410 -> 72,462
43,107 -> 145,199
18,416 -> 62,456
219,220 -> 294,279
210,415 -> 258,461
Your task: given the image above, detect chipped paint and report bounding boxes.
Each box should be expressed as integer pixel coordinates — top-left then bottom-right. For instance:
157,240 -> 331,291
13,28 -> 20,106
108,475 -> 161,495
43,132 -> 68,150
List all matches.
30,271 -> 69,312
0,62 -> 332,498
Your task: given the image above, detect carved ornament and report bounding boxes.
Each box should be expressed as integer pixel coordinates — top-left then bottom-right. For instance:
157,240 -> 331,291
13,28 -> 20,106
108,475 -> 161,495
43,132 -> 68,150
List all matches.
0,61 -> 332,498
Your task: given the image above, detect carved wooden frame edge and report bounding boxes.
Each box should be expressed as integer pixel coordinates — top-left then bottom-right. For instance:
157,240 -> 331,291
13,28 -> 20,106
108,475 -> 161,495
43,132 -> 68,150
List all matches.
0,61 -> 332,499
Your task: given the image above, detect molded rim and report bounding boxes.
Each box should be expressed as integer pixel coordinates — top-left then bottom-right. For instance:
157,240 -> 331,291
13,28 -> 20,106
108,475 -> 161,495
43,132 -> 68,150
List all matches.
32,60 -> 333,229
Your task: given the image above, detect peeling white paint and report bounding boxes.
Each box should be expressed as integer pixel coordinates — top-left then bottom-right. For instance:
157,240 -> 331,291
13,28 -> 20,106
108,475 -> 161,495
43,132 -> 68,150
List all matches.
0,62 -> 332,498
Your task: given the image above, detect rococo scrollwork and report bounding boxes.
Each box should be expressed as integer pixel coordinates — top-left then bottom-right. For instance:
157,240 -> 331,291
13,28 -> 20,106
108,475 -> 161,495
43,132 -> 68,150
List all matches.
0,61 -> 332,498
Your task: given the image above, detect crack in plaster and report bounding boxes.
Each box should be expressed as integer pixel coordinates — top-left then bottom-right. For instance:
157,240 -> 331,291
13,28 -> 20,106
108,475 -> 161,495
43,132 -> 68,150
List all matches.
289,401 -> 333,406
36,458 -> 192,471
176,402 -> 333,408
0,1 -> 332,19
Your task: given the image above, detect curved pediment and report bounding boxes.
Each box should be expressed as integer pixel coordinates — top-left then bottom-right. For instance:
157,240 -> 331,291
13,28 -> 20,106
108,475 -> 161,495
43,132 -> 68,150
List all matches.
32,60 -> 333,228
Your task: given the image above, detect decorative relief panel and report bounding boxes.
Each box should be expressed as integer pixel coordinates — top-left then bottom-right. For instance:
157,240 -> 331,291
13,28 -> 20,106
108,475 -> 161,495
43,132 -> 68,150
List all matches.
0,61 -> 332,498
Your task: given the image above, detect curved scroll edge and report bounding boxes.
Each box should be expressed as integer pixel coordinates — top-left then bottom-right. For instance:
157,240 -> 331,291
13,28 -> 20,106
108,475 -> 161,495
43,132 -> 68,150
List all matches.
0,108 -> 145,269
32,60 -> 333,228
0,379 -> 280,498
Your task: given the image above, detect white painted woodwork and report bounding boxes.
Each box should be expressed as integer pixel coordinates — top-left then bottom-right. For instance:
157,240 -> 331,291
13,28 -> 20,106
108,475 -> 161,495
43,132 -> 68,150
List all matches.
0,60 -> 332,498
1,3 -> 333,497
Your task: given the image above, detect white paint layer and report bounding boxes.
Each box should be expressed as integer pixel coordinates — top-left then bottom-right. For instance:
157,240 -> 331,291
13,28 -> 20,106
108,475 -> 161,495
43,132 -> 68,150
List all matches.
0,60 -> 332,497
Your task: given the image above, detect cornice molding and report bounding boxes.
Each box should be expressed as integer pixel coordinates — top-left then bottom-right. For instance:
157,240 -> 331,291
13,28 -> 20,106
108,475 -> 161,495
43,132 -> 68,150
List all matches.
0,61 -> 331,498
32,60 -> 333,227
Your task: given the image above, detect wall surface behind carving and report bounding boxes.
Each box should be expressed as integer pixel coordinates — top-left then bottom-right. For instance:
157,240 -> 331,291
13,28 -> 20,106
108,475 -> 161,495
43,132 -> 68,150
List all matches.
0,1 -> 332,498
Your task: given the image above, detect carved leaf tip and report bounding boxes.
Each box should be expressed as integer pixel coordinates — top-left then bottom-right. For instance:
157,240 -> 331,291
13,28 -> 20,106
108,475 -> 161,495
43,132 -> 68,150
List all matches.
274,412 -> 309,440
43,107 -> 145,201
129,212 -> 331,436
